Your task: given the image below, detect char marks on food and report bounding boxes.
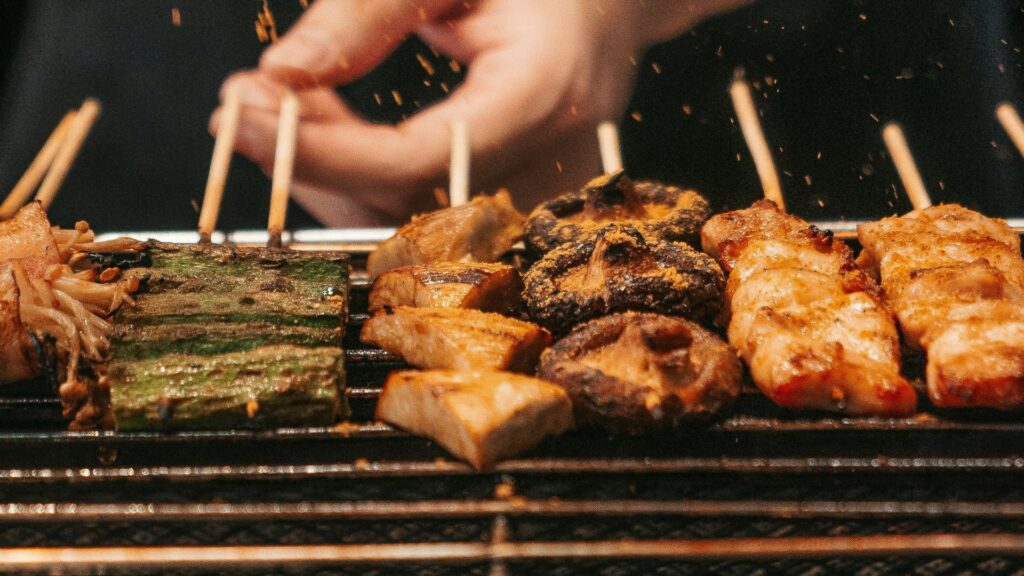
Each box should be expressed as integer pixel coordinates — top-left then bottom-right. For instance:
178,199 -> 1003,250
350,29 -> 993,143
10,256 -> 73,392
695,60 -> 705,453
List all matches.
376,369 -> 573,469
361,306 -> 551,373
858,204 -> 1024,410
368,262 -> 523,314
702,200 -> 916,416
525,170 -> 711,255
524,223 -> 724,334
367,190 -> 525,280
538,312 -> 741,434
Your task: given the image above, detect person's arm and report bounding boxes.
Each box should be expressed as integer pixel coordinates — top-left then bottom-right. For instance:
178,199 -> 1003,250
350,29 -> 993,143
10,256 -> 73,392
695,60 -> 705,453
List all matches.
211,0 -> 752,225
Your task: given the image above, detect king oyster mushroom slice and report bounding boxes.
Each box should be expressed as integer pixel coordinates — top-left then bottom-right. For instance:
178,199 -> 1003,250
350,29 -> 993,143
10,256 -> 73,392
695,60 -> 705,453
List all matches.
367,190 -> 526,280
523,224 -> 724,334
524,170 -> 711,255
538,312 -> 742,434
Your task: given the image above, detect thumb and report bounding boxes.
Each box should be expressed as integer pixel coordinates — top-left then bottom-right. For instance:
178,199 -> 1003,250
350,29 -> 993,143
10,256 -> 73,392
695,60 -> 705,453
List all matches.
260,0 -> 461,88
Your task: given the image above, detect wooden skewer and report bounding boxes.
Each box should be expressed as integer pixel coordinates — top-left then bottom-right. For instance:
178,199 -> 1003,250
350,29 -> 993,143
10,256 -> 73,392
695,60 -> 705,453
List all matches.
449,119 -> 470,207
996,102 -> 1024,160
882,122 -> 932,211
0,110 -> 78,219
34,99 -> 102,211
597,121 -> 624,174
198,86 -> 242,243
267,90 -> 300,249
730,78 -> 785,211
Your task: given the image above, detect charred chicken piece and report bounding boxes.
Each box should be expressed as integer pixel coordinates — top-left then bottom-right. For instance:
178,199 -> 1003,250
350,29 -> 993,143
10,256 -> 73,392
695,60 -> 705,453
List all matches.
857,204 -> 1024,410
538,313 -> 741,434
525,170 -> 711,255
377,369 -> 573,469
360,306 -> 551,373
368,262 -> 523,314
524,224 -> 724,334
702,200 -> 917,416
367,190 -> 526,280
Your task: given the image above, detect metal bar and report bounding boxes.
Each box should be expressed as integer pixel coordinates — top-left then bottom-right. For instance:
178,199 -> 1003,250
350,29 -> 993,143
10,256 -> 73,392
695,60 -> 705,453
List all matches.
3,534 -> 1024,569
0,499 -> 1023,522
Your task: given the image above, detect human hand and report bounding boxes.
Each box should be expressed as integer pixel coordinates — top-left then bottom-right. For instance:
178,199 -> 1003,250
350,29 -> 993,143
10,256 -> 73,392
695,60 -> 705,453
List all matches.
211,0 -> 751,225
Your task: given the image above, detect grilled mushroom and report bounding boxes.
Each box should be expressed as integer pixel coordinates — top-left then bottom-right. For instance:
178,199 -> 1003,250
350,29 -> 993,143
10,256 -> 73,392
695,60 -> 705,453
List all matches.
524,224 -> 724,334
524,170 -> 711,255
367,190 -> 526,280
538,312 -> 741,434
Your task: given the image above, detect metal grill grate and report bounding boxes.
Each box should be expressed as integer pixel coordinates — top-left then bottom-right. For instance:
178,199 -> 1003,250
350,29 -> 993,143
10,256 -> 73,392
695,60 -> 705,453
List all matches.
0,226 -> 1022,574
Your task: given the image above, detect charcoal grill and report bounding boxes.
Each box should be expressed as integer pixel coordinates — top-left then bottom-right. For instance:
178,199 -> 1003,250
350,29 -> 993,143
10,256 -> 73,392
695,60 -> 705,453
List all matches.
1,223 -> 1024,575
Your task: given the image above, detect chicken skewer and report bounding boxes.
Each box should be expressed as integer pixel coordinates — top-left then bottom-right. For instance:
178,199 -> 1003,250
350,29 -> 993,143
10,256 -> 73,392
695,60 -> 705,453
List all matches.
267,90 -> 300,249
701,91 -> 916,416
882,122 -> 931,210
859,124 -> 1024,410
729,76 -> 785,211
197,85 -> 242,243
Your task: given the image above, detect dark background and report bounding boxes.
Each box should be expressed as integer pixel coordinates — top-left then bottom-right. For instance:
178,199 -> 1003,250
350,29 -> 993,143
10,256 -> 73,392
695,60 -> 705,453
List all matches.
0,0 -> 1022,231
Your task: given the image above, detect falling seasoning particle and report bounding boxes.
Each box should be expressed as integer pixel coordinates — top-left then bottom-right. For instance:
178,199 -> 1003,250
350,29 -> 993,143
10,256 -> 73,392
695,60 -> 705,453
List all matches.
817,198 -> 826,207
858,13 -> 867,21
651,62 -> 662,74
373,93 -> 383,106
416,53 -> 436,76
246,398 -> 260,418
433,187 -> 450,207
392,90 -> 403,106
555,161 -> 563,173
449,60 -> 462,73
682,104 -> 693,116
440,82 -> 450,94
256,0 -> 278,43
816,151 -> 823,160
868,113 -> 880,123
938,180 -> 946,191
629,56 -> 637,66
171,7 -> 181,27
765,76 -> 776,86
765,54 -> 775,62
804,175 -> 813,186
630,111 -> 642,122
423,79 -> 431,87
736,153 -> 742,162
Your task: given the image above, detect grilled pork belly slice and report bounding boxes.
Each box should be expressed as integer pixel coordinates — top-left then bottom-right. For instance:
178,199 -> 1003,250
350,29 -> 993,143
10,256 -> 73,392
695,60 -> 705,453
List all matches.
857,204 -> 1024,410
361,306 -> 551,372
366,190 -> 525,280
377,369 -> 573,469
0,202 -> 61,278
538,313 -> 741,434
368,262 -> 523,314
702,200 -> 916,416
524,224 -> 724,334
525,170 -> 711,255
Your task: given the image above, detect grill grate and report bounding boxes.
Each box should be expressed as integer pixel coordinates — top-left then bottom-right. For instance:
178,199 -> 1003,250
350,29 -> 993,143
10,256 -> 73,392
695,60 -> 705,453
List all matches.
0,226 -> 1022,574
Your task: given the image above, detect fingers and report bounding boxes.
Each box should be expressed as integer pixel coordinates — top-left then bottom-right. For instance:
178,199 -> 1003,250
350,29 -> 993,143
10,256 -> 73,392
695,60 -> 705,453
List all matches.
260,0 -> 461,88
218,70 -> 355,122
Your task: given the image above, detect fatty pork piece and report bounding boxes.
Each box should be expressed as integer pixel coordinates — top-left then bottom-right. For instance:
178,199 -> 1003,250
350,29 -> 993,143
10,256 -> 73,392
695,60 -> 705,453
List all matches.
538,313 -> 741,434
525,170 -> 711,255
367,190 -> 525,280
857,204 -> 1024,410
361,306 -> 551,373
702,200 -> 917,416
0,201 -> 61,278
368,262 -> 523,314
524,224 -> 724,334
377,369 -> 573,469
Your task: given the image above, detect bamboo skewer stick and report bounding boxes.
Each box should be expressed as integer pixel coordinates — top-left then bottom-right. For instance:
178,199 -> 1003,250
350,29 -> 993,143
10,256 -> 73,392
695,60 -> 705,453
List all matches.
198,86 -> 242,243
0,111 -> 78,219
996,102 -> 1024,160
882,122 -> 932,211
34,99 -> 102,211
730,78 -> 785,211
449,119 -> 470,207
267,90 -> 300,249
597,121 -> 624,174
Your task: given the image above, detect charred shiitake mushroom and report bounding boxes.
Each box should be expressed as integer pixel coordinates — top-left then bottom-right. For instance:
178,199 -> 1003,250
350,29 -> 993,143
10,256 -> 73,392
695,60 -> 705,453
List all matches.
524,170 -> 711,255
538,312 -> 742,434
523,224 -> 724,333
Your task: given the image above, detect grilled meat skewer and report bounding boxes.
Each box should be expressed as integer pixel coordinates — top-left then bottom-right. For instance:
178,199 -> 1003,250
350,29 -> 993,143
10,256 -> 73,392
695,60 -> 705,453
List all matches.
702,200 -> 916,416
858,204 -> 1024,410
